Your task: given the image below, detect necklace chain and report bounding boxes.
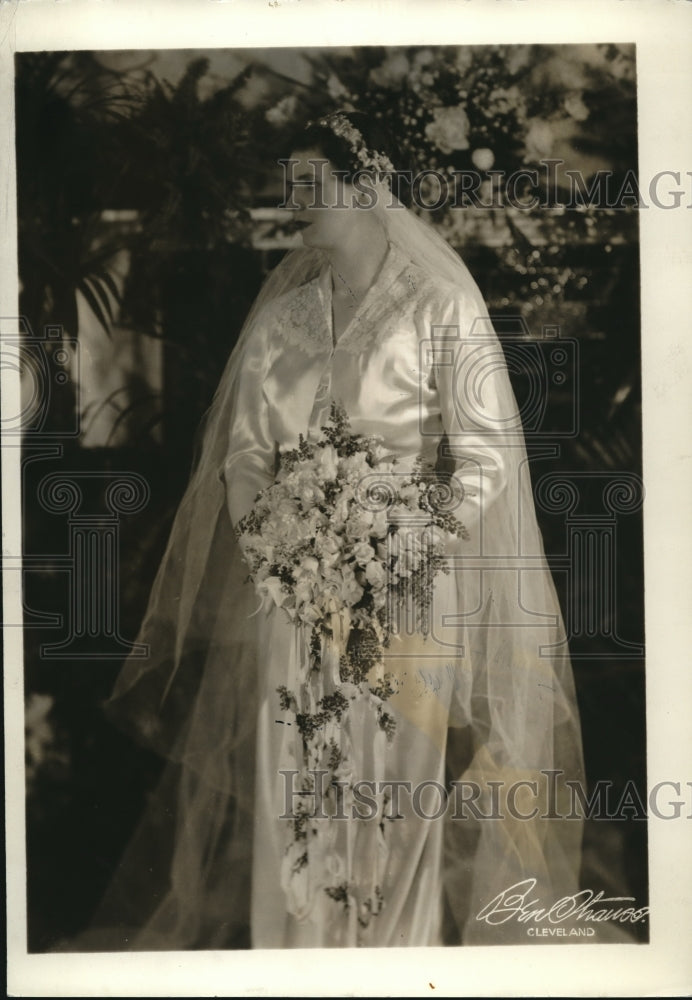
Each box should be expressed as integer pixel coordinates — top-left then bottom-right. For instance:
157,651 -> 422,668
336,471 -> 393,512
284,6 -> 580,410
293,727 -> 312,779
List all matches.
332,270 -> 361,306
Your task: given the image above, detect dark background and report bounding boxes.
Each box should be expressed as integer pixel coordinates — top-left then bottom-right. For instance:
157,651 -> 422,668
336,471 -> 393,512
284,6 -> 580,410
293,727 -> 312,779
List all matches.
14,45 -> 646,950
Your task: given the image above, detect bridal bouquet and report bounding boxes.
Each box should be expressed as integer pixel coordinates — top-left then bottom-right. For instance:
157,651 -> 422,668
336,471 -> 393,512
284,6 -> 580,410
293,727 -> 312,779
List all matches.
236,403 -> 467,923
236,403 -> 467,721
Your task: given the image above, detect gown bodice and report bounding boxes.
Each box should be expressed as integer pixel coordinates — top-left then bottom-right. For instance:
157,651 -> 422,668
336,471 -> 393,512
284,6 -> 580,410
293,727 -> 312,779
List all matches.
224,242 -> 510,538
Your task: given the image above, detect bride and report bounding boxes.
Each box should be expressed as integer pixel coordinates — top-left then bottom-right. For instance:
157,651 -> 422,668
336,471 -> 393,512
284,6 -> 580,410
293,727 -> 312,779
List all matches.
102,110 -> 584,949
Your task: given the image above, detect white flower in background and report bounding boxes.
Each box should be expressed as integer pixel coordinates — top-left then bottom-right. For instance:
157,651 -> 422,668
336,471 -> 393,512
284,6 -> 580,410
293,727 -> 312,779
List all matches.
505,46 -> 532,76
425,105 -> 471,155
563,91 -> 590,122
265,94 -> 298,127
369,52 -> 410,89
471,147 -> 495,171
326,73 -> 350,101
607,50 -> 636,82
524,118 -> 555,161
413,48 -> 435,69
25,693 -> 55,783
453,48 -> 474,75
487,85 -> 522,114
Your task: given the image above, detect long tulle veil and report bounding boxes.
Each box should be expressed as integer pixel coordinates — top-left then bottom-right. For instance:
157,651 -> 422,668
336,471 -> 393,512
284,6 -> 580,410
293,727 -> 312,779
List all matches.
90,180 -> 584,949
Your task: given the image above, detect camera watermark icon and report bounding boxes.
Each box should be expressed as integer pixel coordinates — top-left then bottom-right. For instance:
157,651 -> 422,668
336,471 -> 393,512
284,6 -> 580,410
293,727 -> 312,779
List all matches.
6,467 -> 151,660
419,316 -> 579,441
534,471 -> 645,659
0,317 -> 80,438
354,467 -> 466,637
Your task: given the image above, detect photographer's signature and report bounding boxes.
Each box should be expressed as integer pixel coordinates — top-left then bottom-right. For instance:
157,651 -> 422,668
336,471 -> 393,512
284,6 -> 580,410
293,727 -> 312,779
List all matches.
476,878 -> 649,932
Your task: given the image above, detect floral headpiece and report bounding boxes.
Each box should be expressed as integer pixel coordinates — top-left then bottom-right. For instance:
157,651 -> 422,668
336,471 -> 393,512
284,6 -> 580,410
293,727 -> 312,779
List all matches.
311,111 -> 396,175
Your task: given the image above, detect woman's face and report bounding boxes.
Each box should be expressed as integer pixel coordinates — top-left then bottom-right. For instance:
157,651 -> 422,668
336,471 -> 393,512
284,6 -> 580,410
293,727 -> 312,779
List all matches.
287,146 -> 359,250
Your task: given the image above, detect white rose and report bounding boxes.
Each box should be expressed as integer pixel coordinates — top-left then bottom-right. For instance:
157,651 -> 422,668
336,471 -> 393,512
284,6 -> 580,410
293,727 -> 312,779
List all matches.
398,483 -> 421,505
563,92 -> 589,122
276,497 -> 299,518
386,502 -> 411,525
339,568 -> 364,607
296,556 -> 319,579
326,73 -> 350,100
345,508 -> 374,540
265,94 -> 298,127
369,443 -> 389,464
373,589 -> 387,611
413,48 -> 434,69
427,525 -> 447,549
376,540 -> 390,561
369,53 -> 410,89
295,480 -> 324,506
317,444 -> 339,482
471,147 -> 495,171
401,540 -> 423,572
425,105 -> 470,155
352,541 -> 376,566
294,578 -> 314,608
322,565 -> 343,589
454,49 -> 474,75
316,535 -> 341,569
365,560 -> 387,591
332,496 -> 351,527
371,509 -> 389,539
524,119 -> 554,160
320,552 -> 341,573
317,533 -> 340,555
506,46 -> 531,76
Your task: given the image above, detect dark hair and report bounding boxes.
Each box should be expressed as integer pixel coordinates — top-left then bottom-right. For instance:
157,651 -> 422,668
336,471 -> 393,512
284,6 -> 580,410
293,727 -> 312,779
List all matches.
294,110 -> 412,207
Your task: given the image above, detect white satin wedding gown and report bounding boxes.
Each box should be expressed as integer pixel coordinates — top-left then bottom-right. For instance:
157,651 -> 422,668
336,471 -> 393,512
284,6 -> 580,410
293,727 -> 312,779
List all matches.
221,242 -> 583,948
94,235 -> 582,952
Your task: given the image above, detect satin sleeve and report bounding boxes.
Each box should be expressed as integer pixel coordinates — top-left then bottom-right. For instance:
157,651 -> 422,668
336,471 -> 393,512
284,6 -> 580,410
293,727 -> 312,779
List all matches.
431,292 -> 512,546
222,320 -> 277,527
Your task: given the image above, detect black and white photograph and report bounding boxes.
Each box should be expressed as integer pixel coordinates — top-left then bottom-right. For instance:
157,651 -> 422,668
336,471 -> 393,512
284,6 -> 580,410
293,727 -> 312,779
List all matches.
3,1 -> 691,996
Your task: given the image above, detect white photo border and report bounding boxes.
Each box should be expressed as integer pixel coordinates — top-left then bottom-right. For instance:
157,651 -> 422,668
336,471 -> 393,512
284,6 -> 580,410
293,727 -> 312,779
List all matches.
3,0 -> 691,996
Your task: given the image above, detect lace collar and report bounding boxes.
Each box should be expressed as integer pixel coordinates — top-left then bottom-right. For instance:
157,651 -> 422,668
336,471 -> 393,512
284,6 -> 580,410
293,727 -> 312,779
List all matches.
317,242 -> 412,351
275,243 -> 413,358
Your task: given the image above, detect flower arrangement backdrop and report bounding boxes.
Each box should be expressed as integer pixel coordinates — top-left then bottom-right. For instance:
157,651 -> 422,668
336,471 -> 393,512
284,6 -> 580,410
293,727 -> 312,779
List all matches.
16,44 -> 644,950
